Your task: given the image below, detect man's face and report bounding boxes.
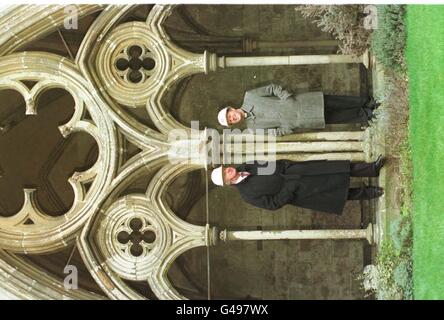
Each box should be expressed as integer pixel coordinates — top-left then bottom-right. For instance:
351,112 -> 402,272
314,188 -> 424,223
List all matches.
223,166 -> 238,184
226,108 -> 243,125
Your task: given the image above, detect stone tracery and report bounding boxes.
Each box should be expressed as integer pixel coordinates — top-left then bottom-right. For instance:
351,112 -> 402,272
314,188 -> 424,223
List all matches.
0,4 -> 375,300
0,52 -> 117,254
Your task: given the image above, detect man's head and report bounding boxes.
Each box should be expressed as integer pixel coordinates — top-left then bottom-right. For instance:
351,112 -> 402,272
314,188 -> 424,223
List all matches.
211,165 -> 239,186
217,107 -> 245,127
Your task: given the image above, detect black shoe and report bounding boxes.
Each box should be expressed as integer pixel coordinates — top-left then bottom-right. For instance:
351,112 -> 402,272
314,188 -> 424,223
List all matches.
374,154 -> 385,175
362,107 -> 374,124
364,187 -> 384,199
361,122 -> 370,130
369,186 -> 384,198
366,96 -> 381,110
355,186 -> 384,199
371,101 -> 382,110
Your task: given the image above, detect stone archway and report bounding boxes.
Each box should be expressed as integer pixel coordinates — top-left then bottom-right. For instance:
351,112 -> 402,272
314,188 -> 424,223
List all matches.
0,4 -> 376,300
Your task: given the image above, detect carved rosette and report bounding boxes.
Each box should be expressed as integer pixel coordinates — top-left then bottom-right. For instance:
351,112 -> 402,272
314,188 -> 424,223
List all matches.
96,22 -> 169,108
93,13 -> 209,134
96,195 -> 172,281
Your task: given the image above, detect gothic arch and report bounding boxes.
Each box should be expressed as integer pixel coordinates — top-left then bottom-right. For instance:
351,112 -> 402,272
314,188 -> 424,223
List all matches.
0,4 -> 373,300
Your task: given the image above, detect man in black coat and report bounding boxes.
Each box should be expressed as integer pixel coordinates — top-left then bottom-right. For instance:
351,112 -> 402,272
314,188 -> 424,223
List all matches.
210,157 -> 384,215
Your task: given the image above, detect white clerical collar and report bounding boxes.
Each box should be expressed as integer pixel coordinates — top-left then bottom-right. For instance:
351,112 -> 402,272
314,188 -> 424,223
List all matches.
232,172 -> 251,185
241,108 -> 253,120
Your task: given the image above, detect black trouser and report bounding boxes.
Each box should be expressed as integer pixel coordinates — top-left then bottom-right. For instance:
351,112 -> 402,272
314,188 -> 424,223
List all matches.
324,95 -> 373,124
347,161 -> 380,200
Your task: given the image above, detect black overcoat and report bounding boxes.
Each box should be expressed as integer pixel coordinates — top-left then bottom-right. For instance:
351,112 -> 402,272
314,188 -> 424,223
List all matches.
234,160 -> 351,215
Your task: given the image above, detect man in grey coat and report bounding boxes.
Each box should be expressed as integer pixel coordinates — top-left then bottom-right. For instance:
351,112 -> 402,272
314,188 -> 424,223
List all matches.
217,83 -> 379,136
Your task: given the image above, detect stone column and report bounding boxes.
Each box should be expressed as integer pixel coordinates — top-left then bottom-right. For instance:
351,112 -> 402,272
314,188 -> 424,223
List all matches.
226,141 -> 363,154
219,130 -> 366,164
213,224 -> 374,245
242,38 -> 340,53
207,50 -> 369,71
276,131 -> 364,142
220,153 -> 365,164
170,33 -> 340,53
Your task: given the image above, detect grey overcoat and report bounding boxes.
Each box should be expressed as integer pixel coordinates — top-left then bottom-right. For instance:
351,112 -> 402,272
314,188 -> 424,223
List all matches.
241,84 -> 325,136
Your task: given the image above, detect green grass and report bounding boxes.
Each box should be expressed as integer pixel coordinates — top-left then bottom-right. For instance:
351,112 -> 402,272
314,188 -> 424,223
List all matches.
406,5 -> 444,299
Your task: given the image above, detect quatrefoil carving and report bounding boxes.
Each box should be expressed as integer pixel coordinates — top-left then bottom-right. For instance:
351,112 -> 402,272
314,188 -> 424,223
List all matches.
114,45 -> 157,84
117,217 -> 157,257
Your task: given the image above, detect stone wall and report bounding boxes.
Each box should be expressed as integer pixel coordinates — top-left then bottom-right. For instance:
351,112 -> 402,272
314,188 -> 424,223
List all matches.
173,180 -> 366,300
164,5 -> 365,131
165,5 -> 369,300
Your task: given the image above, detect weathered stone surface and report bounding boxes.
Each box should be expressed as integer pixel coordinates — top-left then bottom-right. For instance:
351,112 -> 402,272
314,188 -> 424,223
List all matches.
171,5 -> 368,300
0,4 -> 370,300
